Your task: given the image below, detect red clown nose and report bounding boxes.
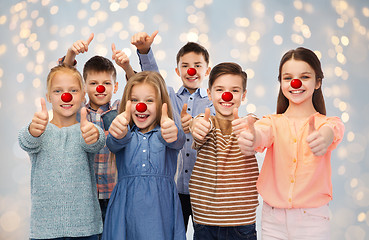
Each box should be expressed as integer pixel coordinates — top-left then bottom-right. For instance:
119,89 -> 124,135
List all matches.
136,103 -> 147,112
222,92 -> 233,101
187,68 -> 197,76
61,93 -> 73,102
291,79 -> 302,89
96,85 -> 105,93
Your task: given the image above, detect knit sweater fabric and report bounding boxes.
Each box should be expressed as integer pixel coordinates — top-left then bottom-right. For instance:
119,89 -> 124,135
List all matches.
18,123 -> 105,239
189,115 -> 259,226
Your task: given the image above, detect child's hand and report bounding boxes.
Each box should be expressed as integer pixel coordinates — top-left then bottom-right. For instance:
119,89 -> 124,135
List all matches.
180,103 -> 192,134
109,101 -> 131,139
238,115 -> 257,156
69,33 -> 94,55
29,98 -> 49,137
161,103 -> 178,143
191,108 -> 211,141
232,108 -> 247,137
80,107 -> 99,145
131,30 -> 159,54
111,43 -> 130,70
306,116 -> 332,156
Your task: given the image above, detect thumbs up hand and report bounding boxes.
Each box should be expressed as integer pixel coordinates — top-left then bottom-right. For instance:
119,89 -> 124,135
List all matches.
191,108 -> 211,141
161,103 -> 178,143
70,33 -> 94,55
131,30 -> 159,54
109,101 -> 131,139
238,115 -> 257,156
80,107 -> 99,145
180,104 -> 192,134
111,43 -> 131,70
29,98 -> 49,137
232,108 -> 248,137
306,116 -> 333,156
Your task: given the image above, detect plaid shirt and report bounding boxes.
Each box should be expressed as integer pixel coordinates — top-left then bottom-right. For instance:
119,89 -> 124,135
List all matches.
85,100 -> 120,199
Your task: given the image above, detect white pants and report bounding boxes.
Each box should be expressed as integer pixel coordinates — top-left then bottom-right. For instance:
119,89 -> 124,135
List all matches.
261,201 -> 330,240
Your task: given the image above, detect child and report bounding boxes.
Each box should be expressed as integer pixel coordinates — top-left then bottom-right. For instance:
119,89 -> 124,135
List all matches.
131,31 -> 215,232
238,47 -> 345,239
102,71 -> 186,240
18,64 -> 105,239
60,33 -> 135,224
189,62 -> 259,239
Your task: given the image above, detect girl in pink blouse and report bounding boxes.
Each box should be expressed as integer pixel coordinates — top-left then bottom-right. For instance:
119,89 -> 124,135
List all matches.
238,47 -> 344,239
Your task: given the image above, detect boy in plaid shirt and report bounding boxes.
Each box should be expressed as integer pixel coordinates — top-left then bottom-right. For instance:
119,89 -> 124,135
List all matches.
59,33 -> 135,226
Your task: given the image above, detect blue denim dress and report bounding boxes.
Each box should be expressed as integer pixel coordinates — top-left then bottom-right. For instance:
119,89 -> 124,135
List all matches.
102,124 -> 186,240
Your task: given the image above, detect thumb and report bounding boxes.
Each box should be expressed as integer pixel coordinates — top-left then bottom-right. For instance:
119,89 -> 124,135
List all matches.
86,33 -> 94,45
80,107 -> 88,126
181,103 -> 188,117
111,43 -> 116,60
149,30 -> 159,42
247,115 -> 256,136
124,100 -> 131,123
161,103 -> 168,120
204,108 -> 210,122
40,97 -> 47,114
308,115 -> 315,134
233,108 -> 239,120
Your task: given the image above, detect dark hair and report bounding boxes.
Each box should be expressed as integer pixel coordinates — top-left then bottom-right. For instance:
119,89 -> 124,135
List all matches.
277,47 -> 326,115
208,62 -> 247,91
176,42 -> 210,65
83,56 -> 117,82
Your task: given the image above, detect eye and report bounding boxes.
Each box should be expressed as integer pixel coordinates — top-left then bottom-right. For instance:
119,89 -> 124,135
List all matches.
54,89 -> 61,93
283,77 -> 292,81
90,82 -> 97,85
104,82 -> 112,85
301,76 -> 310,80
232,89 -> 240,93
131,98 -> 138,102
70,89 -> 79,93
146,99 -> 154,103
195,64 -> 201,68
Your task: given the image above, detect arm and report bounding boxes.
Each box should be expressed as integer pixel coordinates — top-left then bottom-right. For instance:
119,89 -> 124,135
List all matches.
111,43 -> 135,80
106,129 -> 132,153
18,124 -> 44,154
131,31 -> 160,72
63,33 -> 94,66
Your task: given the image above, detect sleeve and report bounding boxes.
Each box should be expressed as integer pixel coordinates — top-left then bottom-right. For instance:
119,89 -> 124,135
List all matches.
254,115 -> 274,153
106,127 -> 133,153
192,115 -> 215,151
58,56 -> 77,66
137,49 -> 160,72
81,124 -> 106,153
321,116 -> 345,151
18,123 -> 44,154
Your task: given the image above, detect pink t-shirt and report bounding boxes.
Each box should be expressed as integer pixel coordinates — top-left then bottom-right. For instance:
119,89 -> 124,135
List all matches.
255,113 -> 344,209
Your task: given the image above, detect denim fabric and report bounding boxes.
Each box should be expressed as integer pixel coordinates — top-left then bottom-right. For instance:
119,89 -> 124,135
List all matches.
193,223 -> 257,240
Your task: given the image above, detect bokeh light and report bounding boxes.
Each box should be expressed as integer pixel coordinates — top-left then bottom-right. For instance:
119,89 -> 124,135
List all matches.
1,1 -> 368,239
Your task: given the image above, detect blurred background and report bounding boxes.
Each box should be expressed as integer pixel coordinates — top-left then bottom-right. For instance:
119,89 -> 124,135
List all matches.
0,0 -> 368,239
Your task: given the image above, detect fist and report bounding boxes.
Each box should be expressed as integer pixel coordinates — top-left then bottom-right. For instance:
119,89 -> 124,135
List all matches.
29,98 -> 49,137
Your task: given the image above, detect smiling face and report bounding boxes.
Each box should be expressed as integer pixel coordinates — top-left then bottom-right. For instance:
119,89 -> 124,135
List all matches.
175,52 -> 211,94
85,71 -> 118,110
130,83 -> 158,133
208,74 -> 246,120
280,59 -> 321,110
47,72 -> 84,125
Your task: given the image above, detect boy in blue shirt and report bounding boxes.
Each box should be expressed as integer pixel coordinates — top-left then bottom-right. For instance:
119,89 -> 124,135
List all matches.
131,31 -> 215,232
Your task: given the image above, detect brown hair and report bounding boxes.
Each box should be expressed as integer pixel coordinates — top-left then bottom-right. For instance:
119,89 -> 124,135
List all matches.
47,64 -> 83,94
208,62 -> 247,91
277,47 -> 326,115
83,55 -> 117,82
176,42 -> 210,65
119,71 -> 174,127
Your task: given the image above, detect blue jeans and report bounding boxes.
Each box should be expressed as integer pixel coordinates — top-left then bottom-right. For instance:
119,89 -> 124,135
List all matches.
31,235 -> 98,240
193,223 -> 257,240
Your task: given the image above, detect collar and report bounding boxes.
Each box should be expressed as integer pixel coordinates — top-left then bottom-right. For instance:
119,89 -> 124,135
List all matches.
86,101 -> 111,114
178,86 -> 208,98
131,124 -> 160,134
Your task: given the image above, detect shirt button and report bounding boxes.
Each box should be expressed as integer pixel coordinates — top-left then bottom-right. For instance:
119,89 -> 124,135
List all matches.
190,97 -> 193,100
143,149 -> 146,153
187,108 -> 191,111
186,153 -> 189,157
293,159 -> 297,163
289,198 -> 292,202
143,137 -> 147,140
291,180 -> 294,183
185,170 -> 188,173
293,138 -> 297,143
142,164 -> 146,167
187,138 -> 190,142
98,177 -> 102,180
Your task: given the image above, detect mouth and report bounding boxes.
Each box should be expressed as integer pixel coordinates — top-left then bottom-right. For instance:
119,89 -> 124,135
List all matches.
220,102 -> 233,108
135,113 -> 149,122
290,90 -> 305,94
60,104 -> 73,109
95,94 -> 107,98
186,76 -> 198,82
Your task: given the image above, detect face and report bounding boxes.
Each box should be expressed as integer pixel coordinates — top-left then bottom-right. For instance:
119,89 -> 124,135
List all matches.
208,74 -> 246,120
175,52 -> 211,94
47,72 -> 84,121
280,59 -> 321,107
130,83 -> 158,133
85,71 -> 118,110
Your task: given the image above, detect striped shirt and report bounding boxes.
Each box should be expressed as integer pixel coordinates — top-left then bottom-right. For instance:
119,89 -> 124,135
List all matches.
189,115 -> 259,226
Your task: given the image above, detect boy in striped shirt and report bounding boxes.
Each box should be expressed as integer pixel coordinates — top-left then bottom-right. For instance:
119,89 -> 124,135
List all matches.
189,62 -> 259,239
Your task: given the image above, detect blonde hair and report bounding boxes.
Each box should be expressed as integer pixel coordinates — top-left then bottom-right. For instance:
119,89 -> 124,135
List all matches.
47,64 -> 84,94
119,71 -> 174,127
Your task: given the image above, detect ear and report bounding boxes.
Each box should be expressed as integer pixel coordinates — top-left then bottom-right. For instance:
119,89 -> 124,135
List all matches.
175,67 -> 180,77
114,82 -> 118,94
315,78 -> 322,90
46,93 -> 51,103
207,88 -> 212,101
241,89 -> 247,101
205,67 -> 211,76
